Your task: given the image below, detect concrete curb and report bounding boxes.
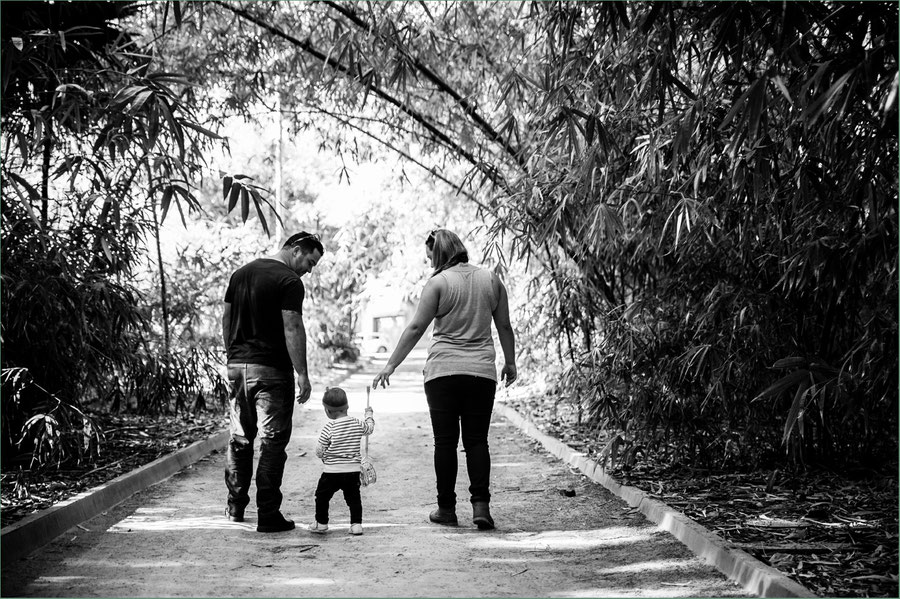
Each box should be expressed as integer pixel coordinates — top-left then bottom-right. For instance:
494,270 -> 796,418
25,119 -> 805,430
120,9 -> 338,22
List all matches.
494,403 -> 817,599
1,429 -> 230,566
1,362 -> 365,566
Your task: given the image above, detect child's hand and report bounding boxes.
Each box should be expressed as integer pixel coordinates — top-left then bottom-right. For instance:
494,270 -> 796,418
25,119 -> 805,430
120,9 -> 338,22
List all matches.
365,407 -> 374,417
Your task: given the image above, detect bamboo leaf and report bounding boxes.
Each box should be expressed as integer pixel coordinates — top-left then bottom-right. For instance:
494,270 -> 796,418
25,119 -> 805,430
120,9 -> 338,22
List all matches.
753,370 -> 809,403
100,236 -> 113,262
802,71 -> 854,127
157,98 -> 184,158
160,186 -> 174,223
240,186 -> 250,222
110,85 -> 145,108
175,193 -> 187,228
772,75 -> 793,104
31,115 -> 44,151
146,73 -> 194,87
773,357 -> 808,370
5,172 -> 43,228
783,377 -> 812,444
128,89 -> 154,115
222,176 -> 233,201
253,192 -> 270,236
674,211 -> 683,248
669,72 -> 697,101
178,119 -> 223,139
227,182 -> 240,213
718,78 -> 762,131
747,75 -> 767,140
16,131 -> 28,161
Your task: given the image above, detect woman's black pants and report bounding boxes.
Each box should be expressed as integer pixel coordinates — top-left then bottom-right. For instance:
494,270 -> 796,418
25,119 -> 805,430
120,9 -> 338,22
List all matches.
424,375 -> 496,509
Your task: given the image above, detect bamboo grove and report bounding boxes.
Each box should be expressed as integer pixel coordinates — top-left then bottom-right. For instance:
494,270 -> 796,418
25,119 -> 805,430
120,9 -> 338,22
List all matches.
1,1 -> 897,471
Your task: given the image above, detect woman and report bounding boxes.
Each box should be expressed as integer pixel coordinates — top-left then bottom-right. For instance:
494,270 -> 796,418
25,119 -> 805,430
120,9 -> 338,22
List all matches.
372,229 -> 516,530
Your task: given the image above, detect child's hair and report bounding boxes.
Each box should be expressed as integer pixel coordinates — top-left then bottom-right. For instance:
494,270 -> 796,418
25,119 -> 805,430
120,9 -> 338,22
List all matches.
322,387 -> 348,408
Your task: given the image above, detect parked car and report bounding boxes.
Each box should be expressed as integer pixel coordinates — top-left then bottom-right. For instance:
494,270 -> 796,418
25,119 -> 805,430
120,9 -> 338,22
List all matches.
355,333 -> 391,356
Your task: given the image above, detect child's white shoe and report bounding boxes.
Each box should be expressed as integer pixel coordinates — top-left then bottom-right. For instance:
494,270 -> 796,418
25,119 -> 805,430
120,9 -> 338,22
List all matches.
349,523 -> 363,535
308,521 -> 328,534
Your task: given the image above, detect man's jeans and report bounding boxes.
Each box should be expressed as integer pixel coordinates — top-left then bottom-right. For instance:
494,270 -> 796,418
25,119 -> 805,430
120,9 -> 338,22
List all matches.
225,364 -> 294,517
424,375 -> 496,509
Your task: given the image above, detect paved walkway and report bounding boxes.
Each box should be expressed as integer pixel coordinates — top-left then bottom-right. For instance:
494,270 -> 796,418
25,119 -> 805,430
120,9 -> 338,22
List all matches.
2,355 -> 744,597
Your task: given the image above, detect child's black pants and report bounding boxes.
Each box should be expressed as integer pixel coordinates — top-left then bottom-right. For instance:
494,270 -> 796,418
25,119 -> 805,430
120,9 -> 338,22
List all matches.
315,472 -> 362,524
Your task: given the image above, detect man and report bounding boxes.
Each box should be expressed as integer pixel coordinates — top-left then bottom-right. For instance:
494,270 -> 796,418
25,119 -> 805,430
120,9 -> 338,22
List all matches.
222,231 -> 324,532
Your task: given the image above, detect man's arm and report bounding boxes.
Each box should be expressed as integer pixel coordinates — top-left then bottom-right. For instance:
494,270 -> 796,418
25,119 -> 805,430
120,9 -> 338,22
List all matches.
222,302 -> 231,348
283,309 -> 312,403
491,276 -> 517,387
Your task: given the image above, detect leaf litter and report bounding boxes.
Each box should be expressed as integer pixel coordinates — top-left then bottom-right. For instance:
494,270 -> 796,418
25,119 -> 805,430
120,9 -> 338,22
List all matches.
504,393 -> 898,598
1,411 -> 226,528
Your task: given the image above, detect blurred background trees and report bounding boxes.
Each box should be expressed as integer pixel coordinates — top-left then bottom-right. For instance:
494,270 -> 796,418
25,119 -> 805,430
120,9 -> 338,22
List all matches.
2,1 -> 896,473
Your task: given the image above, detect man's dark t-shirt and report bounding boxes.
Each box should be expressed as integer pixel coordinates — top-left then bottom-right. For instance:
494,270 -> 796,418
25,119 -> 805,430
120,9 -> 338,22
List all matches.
224,259 -> 304,371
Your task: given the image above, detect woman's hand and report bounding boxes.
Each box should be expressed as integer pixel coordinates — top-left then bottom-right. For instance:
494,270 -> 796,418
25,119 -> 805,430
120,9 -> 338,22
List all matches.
500,363 -> 517,387
372,364 -> 396,389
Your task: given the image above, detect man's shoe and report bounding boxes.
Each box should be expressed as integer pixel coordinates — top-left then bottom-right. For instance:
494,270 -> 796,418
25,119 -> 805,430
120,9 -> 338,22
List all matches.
349,523 -> 363,535
428,507 -> 458,526
308,521 -> 328,534
226,507 -> 244,523
257,512 -> 295,533
472,502 -> 495,530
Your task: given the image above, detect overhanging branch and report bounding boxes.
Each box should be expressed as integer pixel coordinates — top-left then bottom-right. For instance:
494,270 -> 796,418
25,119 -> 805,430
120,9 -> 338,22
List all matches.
210,0 -> 513,195
310,106 -> 496,216
323,0 -> 529,173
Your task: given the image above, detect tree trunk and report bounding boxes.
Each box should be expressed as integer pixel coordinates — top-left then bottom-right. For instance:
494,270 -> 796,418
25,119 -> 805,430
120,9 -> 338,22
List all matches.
151,195 -> 171,355
274,87 -> 284,244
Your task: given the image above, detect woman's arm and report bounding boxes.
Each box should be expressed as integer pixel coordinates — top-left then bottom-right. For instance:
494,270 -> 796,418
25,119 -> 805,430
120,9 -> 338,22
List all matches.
372,277 -> 443,389
492,275 -> 517,387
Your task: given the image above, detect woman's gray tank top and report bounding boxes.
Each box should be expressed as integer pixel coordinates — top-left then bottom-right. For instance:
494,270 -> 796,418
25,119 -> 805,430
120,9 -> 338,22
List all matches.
424,263 -> 497,383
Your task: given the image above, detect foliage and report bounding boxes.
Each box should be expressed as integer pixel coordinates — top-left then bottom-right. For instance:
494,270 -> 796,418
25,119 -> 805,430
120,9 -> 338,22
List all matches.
104,345 -> 228,415
305,202 -> 418,363
159,0 -> 898,469
3,0 -> 896,473
509,1 -> 899,469
1,368 -> 101,469
0,1 -> 224,469
0,211 -> 140,465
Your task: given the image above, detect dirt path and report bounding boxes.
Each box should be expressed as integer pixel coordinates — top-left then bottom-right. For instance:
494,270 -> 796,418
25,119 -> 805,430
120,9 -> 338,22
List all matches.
3,356 -> 745,598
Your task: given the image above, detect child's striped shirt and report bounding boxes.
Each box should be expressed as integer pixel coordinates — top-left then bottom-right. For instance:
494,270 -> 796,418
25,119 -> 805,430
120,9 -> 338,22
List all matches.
315,415 -> 375,473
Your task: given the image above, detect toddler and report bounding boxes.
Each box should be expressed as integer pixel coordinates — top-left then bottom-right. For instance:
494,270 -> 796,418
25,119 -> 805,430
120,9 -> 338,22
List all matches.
309,387 -> 375,535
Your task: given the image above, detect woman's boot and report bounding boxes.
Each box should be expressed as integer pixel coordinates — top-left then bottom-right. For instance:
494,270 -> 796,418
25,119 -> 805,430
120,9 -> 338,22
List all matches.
472,501 -> 494,530
429,506 -> 458,526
